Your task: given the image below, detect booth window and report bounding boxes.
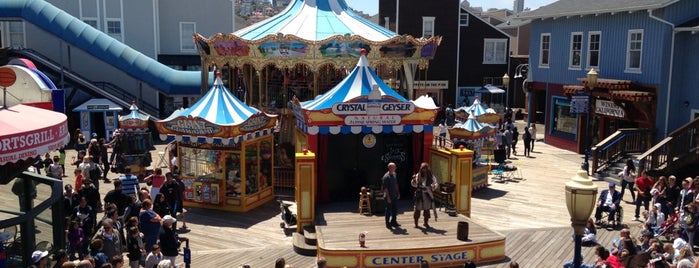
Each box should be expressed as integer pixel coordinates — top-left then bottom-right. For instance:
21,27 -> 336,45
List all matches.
245,144 -> 260,194
180,147 -> 222,177
550,96 -> 577,140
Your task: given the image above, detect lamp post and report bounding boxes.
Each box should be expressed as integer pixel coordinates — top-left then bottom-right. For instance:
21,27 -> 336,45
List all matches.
502,73 -> 510,108
581,69 -> 598,174
513,64 -> 529,126
565,170 -> 598,268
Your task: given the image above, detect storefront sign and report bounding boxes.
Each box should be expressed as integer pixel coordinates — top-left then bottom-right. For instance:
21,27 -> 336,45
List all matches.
240,115 -> 271,132
570,95 -> 589,114
345,115 -> 401,125
333,102 -> 414,115
414,80 -> 448,89
86,104 -> 109,110
595,100 -> 625,118
165,118 -> 220,135
0,124 -> 69,165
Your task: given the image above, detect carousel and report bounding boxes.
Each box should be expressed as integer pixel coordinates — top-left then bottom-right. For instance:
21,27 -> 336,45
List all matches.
154,72 -> 278,212
293,50 -> 438,202
114,101 -> 154,177
192,0 -> 441,148
450,97 -> 499,190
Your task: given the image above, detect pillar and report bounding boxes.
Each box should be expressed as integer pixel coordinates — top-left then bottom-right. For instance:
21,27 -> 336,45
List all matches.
295,150 -> 316,233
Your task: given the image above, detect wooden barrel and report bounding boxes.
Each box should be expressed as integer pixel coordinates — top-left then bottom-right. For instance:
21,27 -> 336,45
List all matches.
457,221 -> 469,241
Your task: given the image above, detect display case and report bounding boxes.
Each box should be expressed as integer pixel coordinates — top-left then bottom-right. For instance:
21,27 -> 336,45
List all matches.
177,135 -> 275,212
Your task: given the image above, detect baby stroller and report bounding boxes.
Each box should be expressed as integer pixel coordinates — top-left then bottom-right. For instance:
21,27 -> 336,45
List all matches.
655,212 -> 678,240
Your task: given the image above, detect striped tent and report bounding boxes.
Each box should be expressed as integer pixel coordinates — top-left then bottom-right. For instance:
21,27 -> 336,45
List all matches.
155,74 -> 277,144
295,51 -> 436,135
234,0 -> 396,42
454,97 -> 500,124
119,102 -> 150,130
449,114 -> 495,141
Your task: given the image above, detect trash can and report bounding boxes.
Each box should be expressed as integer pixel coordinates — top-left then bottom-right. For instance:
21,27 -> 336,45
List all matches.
457,221 -> 469,241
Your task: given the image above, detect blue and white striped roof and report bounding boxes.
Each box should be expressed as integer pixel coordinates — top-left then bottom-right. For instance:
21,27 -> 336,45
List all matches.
455,97 -> 490,117
301,53 -> 408,110
179,76 -> 260,125
234,0 -> 397,42
119,102 -> 149,122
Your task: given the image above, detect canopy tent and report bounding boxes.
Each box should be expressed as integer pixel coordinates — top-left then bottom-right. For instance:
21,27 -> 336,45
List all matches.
294,50 -> 437,135
194,0 -> 441,72
155,73 -> 277,144
454,97 -> 500,124
119,101 -> 150,130
449,113 -> 495,142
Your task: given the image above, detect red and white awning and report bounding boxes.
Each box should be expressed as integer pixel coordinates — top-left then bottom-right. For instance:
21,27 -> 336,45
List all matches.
0,104 -> 70,166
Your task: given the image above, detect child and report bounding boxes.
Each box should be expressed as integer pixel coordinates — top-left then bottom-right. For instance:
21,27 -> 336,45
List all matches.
67,221 -> 85,260
42,153 -> 53,174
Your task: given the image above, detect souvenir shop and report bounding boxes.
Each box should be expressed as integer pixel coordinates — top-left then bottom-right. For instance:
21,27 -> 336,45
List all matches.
114,102 -> 154,176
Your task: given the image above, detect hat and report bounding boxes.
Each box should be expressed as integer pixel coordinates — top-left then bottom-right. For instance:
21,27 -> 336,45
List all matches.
654,203 -> 662,210
163,215 -> 176,224
91,132 -> 97,138
608,182 -> 616,188
685,177 -> 693,184
31,250 -> 48,263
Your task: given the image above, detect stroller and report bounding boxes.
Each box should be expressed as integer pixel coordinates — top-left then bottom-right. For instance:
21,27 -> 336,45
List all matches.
655,212 -> 679,240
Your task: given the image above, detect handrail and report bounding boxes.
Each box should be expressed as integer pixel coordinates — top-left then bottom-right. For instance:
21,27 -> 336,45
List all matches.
8,49 -> 161,118
590,128 -> 653,174
636,117 -> 699,174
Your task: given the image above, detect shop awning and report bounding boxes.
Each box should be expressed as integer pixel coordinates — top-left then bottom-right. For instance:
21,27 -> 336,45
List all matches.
476,84 -> 506,94
0,104 -> 70,166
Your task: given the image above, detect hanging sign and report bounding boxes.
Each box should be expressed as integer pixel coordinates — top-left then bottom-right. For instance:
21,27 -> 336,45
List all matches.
163,117 -> 221,136
595,100 -> 625,118
240,114 -> 272,132
332,102 -> 415,115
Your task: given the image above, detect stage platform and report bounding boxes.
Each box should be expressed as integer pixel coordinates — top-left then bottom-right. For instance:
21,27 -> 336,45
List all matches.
314,202 -> 506,268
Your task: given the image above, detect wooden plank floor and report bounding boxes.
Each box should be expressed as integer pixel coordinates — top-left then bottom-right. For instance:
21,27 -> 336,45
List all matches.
316,202 -> 503,251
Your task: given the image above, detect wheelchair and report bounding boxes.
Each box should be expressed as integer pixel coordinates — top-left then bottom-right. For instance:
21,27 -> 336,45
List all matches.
599,205 -> 623,229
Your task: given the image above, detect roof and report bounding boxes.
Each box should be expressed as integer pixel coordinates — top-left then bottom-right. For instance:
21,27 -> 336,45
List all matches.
0,104 -> 70,166
234,0 -> 397,42
0,0 -> 205,95
518,0 -> 678,20
174,76 -> 263,125
301,52 -> 409,111
72,98 -> 123,112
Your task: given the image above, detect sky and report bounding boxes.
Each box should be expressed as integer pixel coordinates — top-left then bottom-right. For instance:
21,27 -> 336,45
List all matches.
344,0 -> 557,16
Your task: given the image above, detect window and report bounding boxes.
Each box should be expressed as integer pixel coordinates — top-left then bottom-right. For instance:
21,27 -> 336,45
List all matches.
459,12 -> 469,26
422,16 -> 435,38
180,22 -> 196,52
626,29 -> 643,72
483,39 -> 507,64
587,31 -> 601,69
569,32 -> 582,69
83,18 -> 98,29
550,97 -> 577,140
8,21 -> 25,48
106,19 -> 122,41
539,33 -> 550,67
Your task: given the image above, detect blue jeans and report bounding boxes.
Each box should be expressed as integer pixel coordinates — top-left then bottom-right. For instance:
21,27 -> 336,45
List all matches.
385,198 -> 398,225
563,260 -> 594,268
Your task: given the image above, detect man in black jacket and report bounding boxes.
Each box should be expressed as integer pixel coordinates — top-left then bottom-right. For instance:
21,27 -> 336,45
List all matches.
159,215 -> 180,265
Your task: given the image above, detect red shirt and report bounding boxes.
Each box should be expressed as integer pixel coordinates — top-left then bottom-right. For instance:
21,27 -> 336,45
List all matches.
635,176 -> 653,197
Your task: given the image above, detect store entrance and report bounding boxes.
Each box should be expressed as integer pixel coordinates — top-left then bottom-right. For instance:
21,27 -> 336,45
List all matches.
325,133 -> 413,202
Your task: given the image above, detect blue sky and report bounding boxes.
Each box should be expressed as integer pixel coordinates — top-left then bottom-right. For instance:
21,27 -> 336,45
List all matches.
344,0 -> 557,16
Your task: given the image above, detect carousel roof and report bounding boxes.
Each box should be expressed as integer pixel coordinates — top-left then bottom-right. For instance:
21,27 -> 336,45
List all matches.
234,0 -> 397,42
301,52 -> 408,111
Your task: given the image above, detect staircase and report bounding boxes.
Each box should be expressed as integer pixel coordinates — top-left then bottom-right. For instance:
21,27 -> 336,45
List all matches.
292,225 -> 317,256
591,117 -> 699,182
7,49 -> 160,118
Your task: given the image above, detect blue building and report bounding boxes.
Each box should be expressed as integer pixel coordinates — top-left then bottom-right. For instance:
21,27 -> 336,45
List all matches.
519,0 -> 699,153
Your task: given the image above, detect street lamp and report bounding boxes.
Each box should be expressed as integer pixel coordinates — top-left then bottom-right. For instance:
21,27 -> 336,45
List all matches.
581,69 -> 598,174
565,170 -> 598,268
502,73 -> 510,108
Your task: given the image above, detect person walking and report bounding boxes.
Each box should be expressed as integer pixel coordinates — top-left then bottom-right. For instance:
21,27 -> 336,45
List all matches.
503,127 -> 513,159
619,158 -> 637,202
529,124 -> 537,152
411,162 -> 438,228
522,128 -> 532,157
382,162 -> 401,229
511,127 -> 519,156
634,170 -> 653,221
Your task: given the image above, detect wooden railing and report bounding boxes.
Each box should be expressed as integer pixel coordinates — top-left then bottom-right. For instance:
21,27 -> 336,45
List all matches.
591,128 -> 654,174
637,118 -> 699,174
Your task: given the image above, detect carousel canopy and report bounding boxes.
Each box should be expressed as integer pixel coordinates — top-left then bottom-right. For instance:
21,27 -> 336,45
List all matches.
119,102 -> 150,130
294,51 -> 437,135
449,114 -> 495,141
234,0 -> 396,42
155,74 -> 277,144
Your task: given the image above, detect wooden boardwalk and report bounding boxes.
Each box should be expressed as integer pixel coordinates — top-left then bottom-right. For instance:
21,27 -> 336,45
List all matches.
1,124 -> 660,267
